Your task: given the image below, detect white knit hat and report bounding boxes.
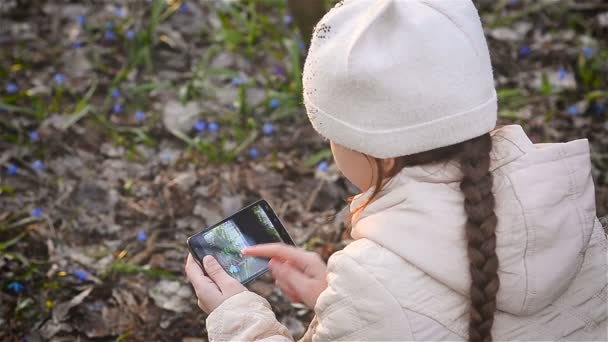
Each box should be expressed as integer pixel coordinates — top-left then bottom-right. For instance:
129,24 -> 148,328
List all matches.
303,0 -> 497,158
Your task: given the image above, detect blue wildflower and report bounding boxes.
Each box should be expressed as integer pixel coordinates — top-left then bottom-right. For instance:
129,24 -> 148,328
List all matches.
558,66 -> 567,81
231,77 -> 244,86
518,45 -> 531,58
179,3 -> 188,13
31,208 -> 43,218
72,270 -> 89,282
73,40 -> 83,49
134,111 -> 146,122
111,88 -> 120,98
126,30 -> 136,40
105,31 -> 116,41
263,122 -> 274,135
269,99 -> 280,109
29,131 -> 39,142
194,120 -> 206,132
32,160 -> 44,171
249,148 -> 259,158
7,164 -> 18,176
508,0 -> 520,5
272,65 -> 285,77
54,74 -> 66,85
209,122 -> 219,132
76,15 -> 86,26
106,21 -> 114,30
595,103 -> 606,114
113,7 -> 126,18
283,15 -> 293,25
317,161 -> 329,172
298,41 -> 306,53
6,83 -> 18,94
583,47 -> 594,59
7,282 -> 24,294
567,105 -> 579,116
137,230 -> 147,242
113,103 -> 123,114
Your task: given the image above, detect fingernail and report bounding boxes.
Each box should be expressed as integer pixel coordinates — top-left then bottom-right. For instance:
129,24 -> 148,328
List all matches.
203,255 -> 215,267
241,248 -> 250,255
268,259 -> 277,268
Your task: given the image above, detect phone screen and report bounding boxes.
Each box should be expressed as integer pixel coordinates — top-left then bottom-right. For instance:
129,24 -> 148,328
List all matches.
187,200 -> 293,284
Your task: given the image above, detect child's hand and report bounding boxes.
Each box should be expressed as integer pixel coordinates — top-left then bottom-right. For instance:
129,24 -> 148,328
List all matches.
242,243 -> 328,308
185,254 -> 247,314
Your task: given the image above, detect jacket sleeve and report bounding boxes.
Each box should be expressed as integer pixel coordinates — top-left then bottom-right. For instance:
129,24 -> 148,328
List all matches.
206,247 -> 415,341
205,291 -> 294,342
310,250 -> 415,341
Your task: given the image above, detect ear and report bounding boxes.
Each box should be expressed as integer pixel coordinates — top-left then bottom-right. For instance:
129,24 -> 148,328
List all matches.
382,158 -> 396,176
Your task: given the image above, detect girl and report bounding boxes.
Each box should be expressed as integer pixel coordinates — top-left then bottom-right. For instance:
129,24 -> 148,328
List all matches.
186,0 -> 607,341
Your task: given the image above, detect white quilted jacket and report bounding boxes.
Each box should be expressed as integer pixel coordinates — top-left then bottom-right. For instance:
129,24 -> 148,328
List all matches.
205,125 -> 607,341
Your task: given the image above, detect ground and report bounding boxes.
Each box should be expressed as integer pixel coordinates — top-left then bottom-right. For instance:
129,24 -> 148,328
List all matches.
0,0 -> 607,341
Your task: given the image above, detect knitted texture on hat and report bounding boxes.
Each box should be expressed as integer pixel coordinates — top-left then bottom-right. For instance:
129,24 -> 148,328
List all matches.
303,0 -> 497,158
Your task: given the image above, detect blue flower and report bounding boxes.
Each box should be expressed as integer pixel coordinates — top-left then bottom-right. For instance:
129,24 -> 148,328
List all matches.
518,45 -> 531,58
179,3 -> 188,13
113,7 -> 126,18
72,270 -> 89,282
54,74 -> 66,85
106,21 -> 114,30
269,98 -> 280,109
283,15 -> 293,25
113,103 -> 123,114
31,208 -> 43,218
6,83 -> 18,94
7,164 -> 18,176
317,161 -> 329,172
134,111 -> 146,122
194,120 -> 206,132
29,131 -> 39,142
567,105 -> 579,116
558,66 -> 567,81
583,47 -> 594,59
76,15 -> 86,26
105,31 -> 116,41
137,230 -> 147,242
595,103 -> 606,114
262,122 -> 274,135
508,0 -> 520,5
111,88 -> 120,98
32,160 -> 44,171
209,122 -> 219,132
73,40 -> 83,49
7,282 -> 24,294
272,65 -> 285,77
298,41 -> 306,53
249,148 -> 259,158
126,30 -> 136,40
231,77 -> 244,86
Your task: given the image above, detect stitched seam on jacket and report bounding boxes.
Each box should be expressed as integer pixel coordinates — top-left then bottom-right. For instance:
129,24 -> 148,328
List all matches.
505,172 -> 534,314
332,251 -> 411,340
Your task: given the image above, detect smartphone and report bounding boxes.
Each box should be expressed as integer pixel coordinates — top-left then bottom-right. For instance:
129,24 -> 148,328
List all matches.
187,199 -> 295,285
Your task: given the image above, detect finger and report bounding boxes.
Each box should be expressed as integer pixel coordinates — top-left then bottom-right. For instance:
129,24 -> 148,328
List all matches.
268,258 -> 314,294
203,255 -> 240,293
185,254 -> 222,310
276,280 -> 301,303
243,244 -> 325,276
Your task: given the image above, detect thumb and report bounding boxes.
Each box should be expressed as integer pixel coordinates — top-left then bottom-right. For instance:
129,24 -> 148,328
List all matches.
203,255 -> 239,291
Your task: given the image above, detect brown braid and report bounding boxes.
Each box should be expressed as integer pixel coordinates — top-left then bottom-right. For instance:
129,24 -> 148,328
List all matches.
458,134 -> 499,342
349,133 -> 499,342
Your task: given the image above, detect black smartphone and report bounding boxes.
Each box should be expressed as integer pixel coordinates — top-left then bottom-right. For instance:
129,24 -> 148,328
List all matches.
186,199 -> 295,285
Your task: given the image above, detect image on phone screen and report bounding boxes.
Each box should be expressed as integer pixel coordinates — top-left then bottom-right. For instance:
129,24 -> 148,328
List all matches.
187,201 -> 292,284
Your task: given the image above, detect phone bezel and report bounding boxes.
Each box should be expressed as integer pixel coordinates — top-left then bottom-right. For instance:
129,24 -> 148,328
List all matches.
186,199 -> 295,285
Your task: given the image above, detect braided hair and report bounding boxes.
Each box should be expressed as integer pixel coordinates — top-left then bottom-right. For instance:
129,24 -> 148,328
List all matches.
350,133 -> 499,342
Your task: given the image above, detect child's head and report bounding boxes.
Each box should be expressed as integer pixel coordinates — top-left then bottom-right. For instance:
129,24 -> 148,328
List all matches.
304,1 -> 499,341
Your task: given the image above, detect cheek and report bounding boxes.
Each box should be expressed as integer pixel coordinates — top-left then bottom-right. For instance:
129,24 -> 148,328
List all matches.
331,143 -> 374,191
